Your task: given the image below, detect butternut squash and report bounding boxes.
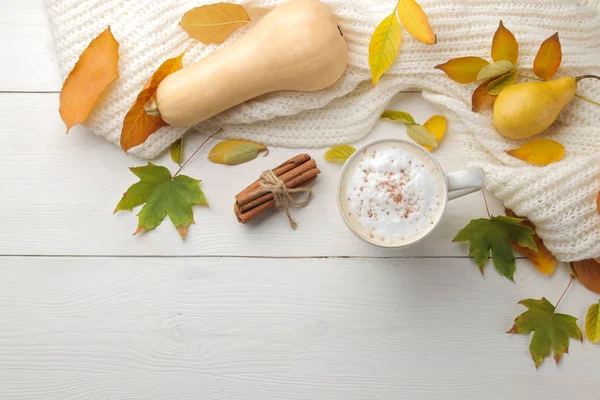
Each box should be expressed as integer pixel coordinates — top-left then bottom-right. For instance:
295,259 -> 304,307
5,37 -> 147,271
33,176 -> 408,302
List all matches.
154,0 -> 348,127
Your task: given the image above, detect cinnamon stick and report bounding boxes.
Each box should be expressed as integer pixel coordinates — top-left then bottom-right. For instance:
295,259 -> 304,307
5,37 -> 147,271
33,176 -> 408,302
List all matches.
235,153 -> 311,203
236,159 -> 317,206
235,177 -> 317,224
237,167 -> 320,213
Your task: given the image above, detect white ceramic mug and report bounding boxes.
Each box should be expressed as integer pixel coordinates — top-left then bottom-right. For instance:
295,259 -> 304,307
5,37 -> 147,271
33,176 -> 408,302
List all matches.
337,139 -> 485,248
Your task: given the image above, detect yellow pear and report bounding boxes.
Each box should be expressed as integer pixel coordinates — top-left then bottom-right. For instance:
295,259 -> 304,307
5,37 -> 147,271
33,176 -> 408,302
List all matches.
493,77 -> 578,139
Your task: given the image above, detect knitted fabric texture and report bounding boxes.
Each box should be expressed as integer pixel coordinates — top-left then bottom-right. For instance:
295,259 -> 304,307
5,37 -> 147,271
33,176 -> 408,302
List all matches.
45,0 -> 600,261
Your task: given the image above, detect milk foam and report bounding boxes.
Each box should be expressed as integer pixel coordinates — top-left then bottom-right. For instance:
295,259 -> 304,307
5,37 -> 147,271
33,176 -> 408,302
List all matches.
339,141 -> 446,246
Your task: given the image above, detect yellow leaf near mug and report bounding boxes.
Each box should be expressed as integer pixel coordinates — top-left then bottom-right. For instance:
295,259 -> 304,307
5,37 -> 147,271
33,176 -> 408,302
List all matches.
324,145 -> 356,163
422,115 -> 447,151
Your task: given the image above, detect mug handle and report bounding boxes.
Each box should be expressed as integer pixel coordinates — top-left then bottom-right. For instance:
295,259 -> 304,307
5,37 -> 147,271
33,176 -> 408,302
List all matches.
446,168 -> 485,200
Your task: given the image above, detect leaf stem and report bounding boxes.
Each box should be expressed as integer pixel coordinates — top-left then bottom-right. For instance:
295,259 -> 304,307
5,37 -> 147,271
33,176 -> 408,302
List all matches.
555,274 -> 574,310
482,191 -> 491,219
173,128 -> 223,178
575,94 -> 600,107
517,73 -> 543,82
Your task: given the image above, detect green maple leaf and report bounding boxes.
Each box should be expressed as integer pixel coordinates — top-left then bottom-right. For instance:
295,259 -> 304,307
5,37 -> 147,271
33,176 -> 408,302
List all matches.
453,216 -> 536,281
115,163 -> 208,239
508,297 -> 582,368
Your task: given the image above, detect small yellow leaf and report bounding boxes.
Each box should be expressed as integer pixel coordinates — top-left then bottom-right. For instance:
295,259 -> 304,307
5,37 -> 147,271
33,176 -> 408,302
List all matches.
422,115 -> 447,151
492,20 -> 519,64
324,145 -> 356,163
434,57 -> 490,84
477,60 -> 514,81
120,51 -> 186,152
170,138 -> 183,165
369,12 -> 402,86
208,139 -> 267,165
585,301 -> 600,344
472,79 -> 497,112
381,110 -> 416,124
406,123 -> 437,148
486,69 -> 518,95
505,209 -> 557,275
59,27 -> 120,133
505,139 -> 565,165
534,32 -> 562,81
179,3 -> 251,44
397,0 -> 436,45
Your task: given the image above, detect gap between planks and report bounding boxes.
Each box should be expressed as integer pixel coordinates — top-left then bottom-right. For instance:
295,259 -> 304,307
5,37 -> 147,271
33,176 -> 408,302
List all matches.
0,254 -> 526,260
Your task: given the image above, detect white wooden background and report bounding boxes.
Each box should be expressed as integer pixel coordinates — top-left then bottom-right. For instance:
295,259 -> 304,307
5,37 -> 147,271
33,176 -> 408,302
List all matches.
1,1 -> 600,399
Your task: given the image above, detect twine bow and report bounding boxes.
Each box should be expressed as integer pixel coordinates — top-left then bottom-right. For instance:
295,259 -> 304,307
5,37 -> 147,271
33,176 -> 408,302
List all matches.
256,170 -> 313,229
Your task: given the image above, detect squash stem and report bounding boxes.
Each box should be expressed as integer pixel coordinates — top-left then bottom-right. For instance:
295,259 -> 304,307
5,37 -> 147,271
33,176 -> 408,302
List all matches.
144,96 -> 161,117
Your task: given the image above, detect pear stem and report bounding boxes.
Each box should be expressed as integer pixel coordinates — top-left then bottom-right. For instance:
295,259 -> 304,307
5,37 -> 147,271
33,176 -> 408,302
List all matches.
518,74 -> 600,107
575,74 -> 600,83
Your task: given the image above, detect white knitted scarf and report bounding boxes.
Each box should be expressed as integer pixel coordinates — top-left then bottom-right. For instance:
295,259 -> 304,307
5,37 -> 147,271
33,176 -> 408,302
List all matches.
46,0 -> 600,261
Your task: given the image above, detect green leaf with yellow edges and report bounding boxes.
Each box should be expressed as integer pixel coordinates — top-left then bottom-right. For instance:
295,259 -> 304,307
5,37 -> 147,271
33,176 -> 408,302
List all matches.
508,297 -> 582,368
453,216 -> 536,281
208,139 -> 267,165
115,163 -> 208,240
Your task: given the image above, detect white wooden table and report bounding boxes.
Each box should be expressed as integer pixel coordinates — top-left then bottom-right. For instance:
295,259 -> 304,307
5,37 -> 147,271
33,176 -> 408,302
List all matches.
1,2 -> 600,399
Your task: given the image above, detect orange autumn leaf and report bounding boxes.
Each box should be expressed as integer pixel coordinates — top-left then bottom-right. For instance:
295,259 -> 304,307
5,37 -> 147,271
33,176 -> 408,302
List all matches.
505,139 -> 565,165
505,208 -> 556,275
472,78 -> 497,112
120,51 -> 186,152
59,27 -> 119,132
397,0 -> 436,45
492,21 -> 518,65
572,259 -> 600,294
422,115 -> 446,151
435,57 -> 490,84
534,33 -> 562,81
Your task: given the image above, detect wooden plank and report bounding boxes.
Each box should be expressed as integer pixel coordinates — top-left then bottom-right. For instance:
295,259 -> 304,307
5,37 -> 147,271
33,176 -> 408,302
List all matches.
0,0 -> 62,92
0,92 -> 502,257
0,256 -> 598,399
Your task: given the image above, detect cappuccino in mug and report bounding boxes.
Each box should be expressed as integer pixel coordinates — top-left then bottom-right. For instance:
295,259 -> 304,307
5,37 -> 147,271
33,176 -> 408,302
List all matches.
338,141 -> 446,247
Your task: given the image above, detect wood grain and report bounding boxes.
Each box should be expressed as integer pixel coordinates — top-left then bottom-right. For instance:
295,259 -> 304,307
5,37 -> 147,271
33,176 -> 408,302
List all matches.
0,92 -> 503,257
0,257 -> 598,399
0,0 -> 62,92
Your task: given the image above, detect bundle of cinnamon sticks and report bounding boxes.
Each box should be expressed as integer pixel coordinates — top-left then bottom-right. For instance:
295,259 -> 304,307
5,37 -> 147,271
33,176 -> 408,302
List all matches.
234,154 -> 320,224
